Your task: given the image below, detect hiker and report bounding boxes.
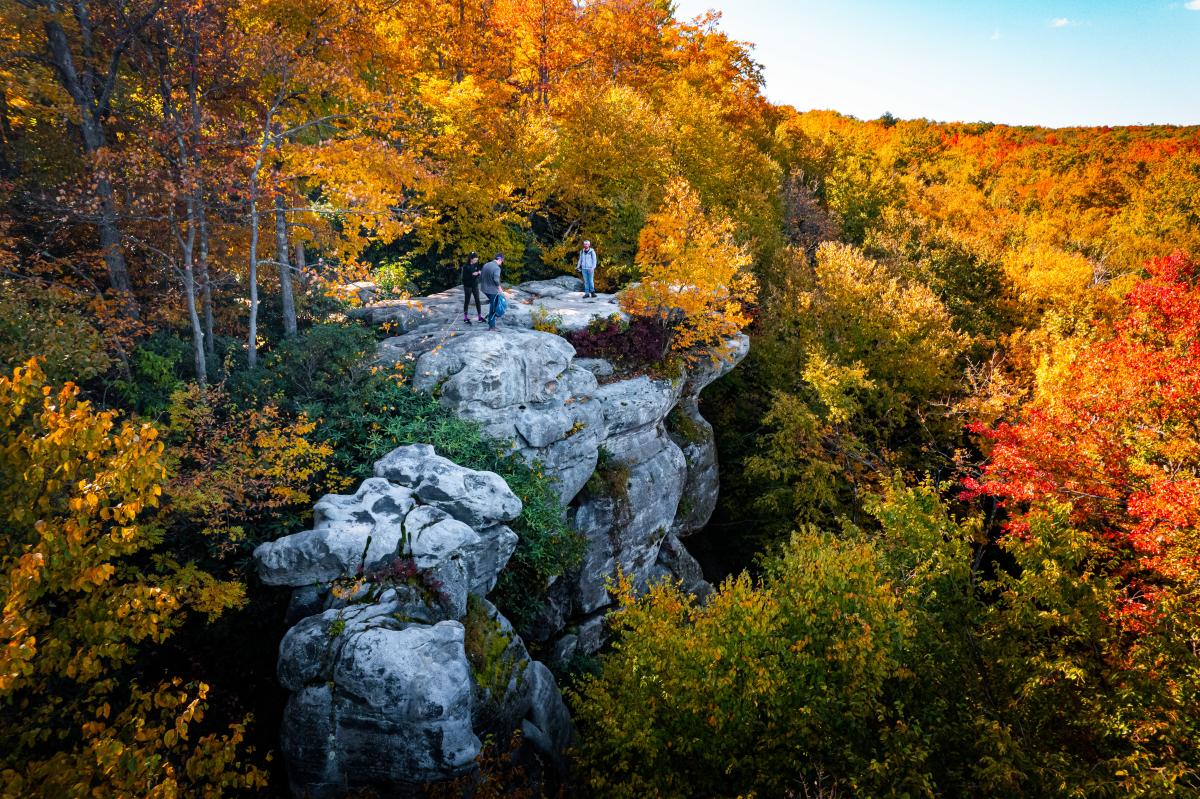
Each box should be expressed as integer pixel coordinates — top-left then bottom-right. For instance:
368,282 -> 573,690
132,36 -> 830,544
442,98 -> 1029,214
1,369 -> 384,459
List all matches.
461,251 -> 484,323
480,253 -> 505,331
577,239 -> 598,298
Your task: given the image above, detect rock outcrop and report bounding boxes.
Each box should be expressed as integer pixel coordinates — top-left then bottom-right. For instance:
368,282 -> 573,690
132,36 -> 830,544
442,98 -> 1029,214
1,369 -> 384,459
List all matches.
261,276 -> 746,797
255,446 -> 572,798
372,276 -> 748,657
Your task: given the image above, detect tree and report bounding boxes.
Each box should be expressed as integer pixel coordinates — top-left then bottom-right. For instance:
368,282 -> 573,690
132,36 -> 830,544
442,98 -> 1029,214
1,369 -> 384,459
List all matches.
0,359 -> 262,796
30,0 -> 162,308
620,177 -> 757,356
965,251 -> 1200,623
571,533 -> 909,798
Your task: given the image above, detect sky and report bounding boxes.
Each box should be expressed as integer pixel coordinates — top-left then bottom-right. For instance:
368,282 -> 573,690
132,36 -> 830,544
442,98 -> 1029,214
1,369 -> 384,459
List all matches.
670,0 -> 1200,127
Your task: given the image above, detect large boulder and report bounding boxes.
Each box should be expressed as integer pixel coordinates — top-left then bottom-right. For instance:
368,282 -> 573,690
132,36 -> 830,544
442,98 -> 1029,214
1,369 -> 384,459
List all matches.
375,444 -> 523,528
258,442 -> 577,797
254,478 -> 415,587
279,618 -> 480,797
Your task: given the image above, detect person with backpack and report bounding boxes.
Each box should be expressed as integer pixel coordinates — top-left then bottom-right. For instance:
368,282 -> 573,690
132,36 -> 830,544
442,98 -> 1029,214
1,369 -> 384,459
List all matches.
480,253 -> 505,331
577,240 -> 598,298
461,252 -> 484,323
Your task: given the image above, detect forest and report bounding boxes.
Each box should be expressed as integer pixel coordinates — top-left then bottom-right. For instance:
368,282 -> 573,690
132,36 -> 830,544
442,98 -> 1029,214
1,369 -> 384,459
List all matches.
1,0 -> 1199,796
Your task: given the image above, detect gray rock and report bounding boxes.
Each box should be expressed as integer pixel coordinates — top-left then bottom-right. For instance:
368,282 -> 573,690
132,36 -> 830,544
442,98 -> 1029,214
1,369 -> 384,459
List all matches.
651,533 -> 714,603
313,477 -> 415,533
549,633 -> 579,672
575,613 -> 608,656
526,575 -> 576,644
253,479 -> 417,587
331,621 -> 480,785
574,357 -> 615,378
667,402 -> 720,536
609,432 -> 687,573
524,661 -> 575,752
520,279 -> 573,297
545,274 -> 585,291
261,437 -> 583,797
375,444 -> 522,528
595,375 -> 682,437
572,497 -> 620,615
280,685 -> 340,798
406,516 -> 478,618
465,525 -> 519,596
406,331 -> 575,412
285,585 -> 325,624
277,611 -> 340,692
278,613 -> 482,796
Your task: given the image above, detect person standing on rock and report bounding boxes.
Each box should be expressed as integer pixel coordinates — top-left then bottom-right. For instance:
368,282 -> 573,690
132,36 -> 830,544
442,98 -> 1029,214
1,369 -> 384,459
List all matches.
480,253 -> 505,331
577,239 -> 598,298
461,252 -> 484,324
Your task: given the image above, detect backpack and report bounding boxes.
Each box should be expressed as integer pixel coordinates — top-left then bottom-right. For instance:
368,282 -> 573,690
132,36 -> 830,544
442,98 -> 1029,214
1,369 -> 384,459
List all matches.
495,294 -> 508,317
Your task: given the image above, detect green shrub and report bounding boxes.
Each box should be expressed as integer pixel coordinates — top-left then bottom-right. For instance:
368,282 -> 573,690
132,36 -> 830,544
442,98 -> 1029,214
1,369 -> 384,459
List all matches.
585,447 -> 631,503
530,305 -> 565,335
111,334 -> 189,415
666,406 -> 709,446
0,284 -> 112,384
464,595 -> 526,721
375,255 -> 412,299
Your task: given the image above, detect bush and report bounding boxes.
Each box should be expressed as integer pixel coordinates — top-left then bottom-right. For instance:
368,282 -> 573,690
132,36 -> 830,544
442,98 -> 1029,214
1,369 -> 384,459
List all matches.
110,333 -> 190,415
162,383 -> 338,559
0,359 -> 264,797
570,533 -> 909,798
531,305 -> 565,335
566,313 -> 673,372
0,284 -> 112,385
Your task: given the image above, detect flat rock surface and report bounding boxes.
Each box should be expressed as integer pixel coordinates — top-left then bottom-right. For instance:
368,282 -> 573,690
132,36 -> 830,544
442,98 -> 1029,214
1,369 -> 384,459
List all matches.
358,275 -> 627,334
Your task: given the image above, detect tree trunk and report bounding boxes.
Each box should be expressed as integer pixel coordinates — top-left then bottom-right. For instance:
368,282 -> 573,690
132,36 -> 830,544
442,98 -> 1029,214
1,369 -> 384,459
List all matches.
164,91 -> 208,385
188,39 -> 215,358
180,202 -> 207,386
42,10 -> 136,309
197,191 -> 215,358
0,88 -> 15,177
248,185 -> 261,369
454,0 -> 466,83
295,239 -> 307,291
275,190 -> 297,336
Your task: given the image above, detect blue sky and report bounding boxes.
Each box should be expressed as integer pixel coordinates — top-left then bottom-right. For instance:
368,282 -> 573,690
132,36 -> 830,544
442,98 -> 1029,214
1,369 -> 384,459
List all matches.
671,0 -> 1200,127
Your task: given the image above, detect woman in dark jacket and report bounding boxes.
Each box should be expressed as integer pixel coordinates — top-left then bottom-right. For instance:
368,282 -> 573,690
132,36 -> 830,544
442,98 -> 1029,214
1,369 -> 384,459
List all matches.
462,252 -> 484,323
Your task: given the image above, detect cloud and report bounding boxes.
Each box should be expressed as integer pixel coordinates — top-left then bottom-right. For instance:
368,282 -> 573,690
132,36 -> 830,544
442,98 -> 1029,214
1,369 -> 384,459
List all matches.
991,27 -> 1002,40
1050,17 -> 1072,27
1186,0 -> 1200,9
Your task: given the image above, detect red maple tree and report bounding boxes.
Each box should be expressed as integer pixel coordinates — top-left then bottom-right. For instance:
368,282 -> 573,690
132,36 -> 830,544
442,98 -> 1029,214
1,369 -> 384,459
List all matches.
965,252 -> 1200,623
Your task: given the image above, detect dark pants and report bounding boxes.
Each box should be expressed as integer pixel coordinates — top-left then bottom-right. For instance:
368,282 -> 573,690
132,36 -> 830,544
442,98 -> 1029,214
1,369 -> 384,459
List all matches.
485,293 -> 500,329
463,282 -> 481,315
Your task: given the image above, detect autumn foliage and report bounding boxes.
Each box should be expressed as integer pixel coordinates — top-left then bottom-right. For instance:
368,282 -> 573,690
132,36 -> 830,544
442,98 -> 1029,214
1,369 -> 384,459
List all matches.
620,178 -> 758,357
2,0 -> 1200,793
0,360 -> 263,796
964,252 -> 1200,621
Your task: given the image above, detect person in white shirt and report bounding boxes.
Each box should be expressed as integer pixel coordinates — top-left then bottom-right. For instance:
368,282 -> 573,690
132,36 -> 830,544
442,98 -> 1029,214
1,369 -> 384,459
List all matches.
577,240 -> 597,298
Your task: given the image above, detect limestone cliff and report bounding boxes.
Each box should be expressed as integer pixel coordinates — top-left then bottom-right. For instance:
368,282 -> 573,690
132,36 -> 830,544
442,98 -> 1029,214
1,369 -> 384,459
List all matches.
370,276 -> 748,661
256,276 -> 747,797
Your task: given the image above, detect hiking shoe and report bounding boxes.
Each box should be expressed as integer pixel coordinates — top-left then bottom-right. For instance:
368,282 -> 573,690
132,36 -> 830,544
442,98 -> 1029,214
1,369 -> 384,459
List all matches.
476,315 -> 485,322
